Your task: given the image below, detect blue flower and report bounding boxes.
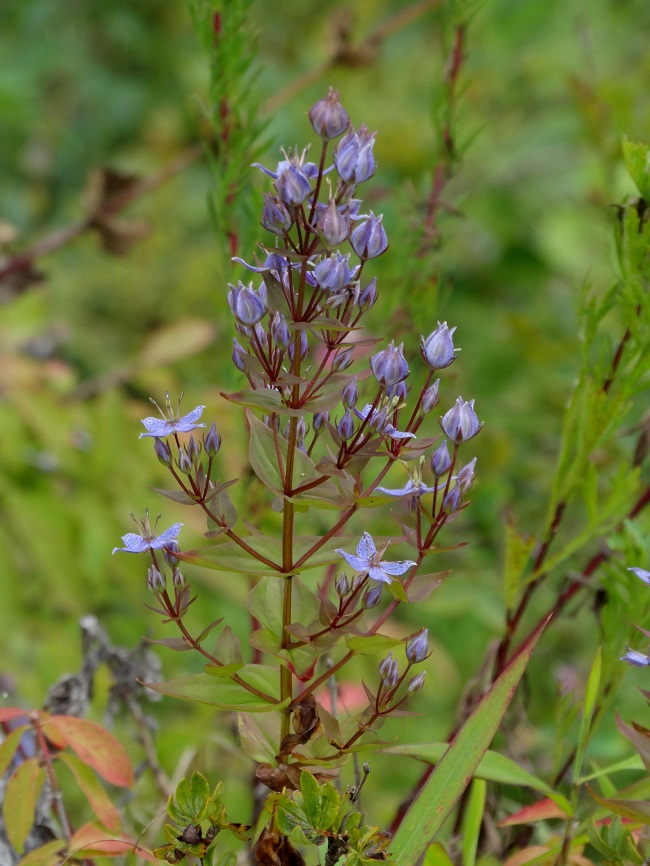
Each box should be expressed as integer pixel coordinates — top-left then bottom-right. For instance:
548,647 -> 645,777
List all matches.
621,648 -> 650,667
629,567 -> 650,586
139,395 -> 206,439
354,404 -> 415,441
336,532 -> 416,585
113,511 -> 183,554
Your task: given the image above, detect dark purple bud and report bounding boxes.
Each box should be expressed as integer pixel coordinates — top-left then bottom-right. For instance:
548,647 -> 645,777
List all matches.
270,312 -> 291,350
232,338 -> 247,371
386,380 -> 408,402
406,629 -> 429,664
441,397 -> 482,444
228,282 -> 267,326
187,436 -> 202,464
309,88 -> 350,140
342,376 -> 359,408
350,212 -> 388,259
408,672 -> 426,694
335,573 -> 350,597
172,568 -> 186,591
314,252 -> 357,291
318,198 -> 351,248
443,485 -> 461,513
431,442 -> 451,476
457,458 -> 477,492
275,164 -> 311,207
147,565 -> 166,593
288,330 -> 309,361
204,423 -> 221,457
261,193 -> 293,235
164,542 -> 180,568
313,411 -> 329,432
421,322 -> 458,370
337,408 -> 355,441
154,437 -> 172,467
421,380 -> 441,414
363,584 -> 383,608
371,341 -> 409,388
358,278 -> 377,311
177,448 -> 192,475
332,346 -> 354,372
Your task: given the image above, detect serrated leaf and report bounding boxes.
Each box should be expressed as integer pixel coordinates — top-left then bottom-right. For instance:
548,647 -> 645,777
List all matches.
41,716 -> 134,788
56,752 -> 122,833
300,771 -> 322,827
144,668 -> 286,712
4,758 -> 45,854
390,616 -> 549,866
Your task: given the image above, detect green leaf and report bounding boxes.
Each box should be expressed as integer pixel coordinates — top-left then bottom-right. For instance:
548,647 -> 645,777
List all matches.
623,138 -> 650,201
461,778 -> 485,866
0,725 -> 29,777
169,773 -> 211,824
345,634 -> 403,655
389,616 -> 549,866
423,842 -> 455,866
144,668 -> 287,712
300,771 -> 322,828
503,518 -> 535,609
574,646 -> 601,778
15,840 -> 66,866
4,758 -> 46,854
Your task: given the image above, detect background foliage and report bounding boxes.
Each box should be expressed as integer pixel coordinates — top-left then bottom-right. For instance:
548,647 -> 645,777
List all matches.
3,0 -> 650,852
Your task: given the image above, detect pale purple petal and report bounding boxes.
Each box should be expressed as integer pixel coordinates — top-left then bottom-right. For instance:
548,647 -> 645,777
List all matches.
149,523 -> 184,549
139,417 -> 175,438
357,531 -> 377,560
174,406 -> 206,433
380,559 -> 417,577
375,483 -> 417,497
629,567 -> 650,586
336,550 -> 370,572
112,533 -> 151,554
383,423 -> 416,441
621,648 -> 650,667
368,566 -> 394,584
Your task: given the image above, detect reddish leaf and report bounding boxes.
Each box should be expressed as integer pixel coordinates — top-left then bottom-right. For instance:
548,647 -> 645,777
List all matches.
56,752 -> 122,833
498,798 -> 567,827
41,716 -> 134,787
69,822 -> 157,862
4,757 -> 46,854
0,708 -> 30,723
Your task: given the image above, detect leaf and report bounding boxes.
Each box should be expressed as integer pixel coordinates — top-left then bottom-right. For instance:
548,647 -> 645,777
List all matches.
461,778 -> 486,866
0,708 -> 30,723
56,752 -> 122,833
144,669 -> 287,712
0,725 -> 29,777
498,798 -> 569,827
623,138 -> 650,201
69,822 -> 157,861
151,487 -> 200,505
4,758 -> 46,854
616,714 -> 650,772
503,518 -> 535,609
169,772 -> 211,824
16,840 -> 66,866
587,784 -> 650,823
389,616 -> 550,866
238,713 -> 280,764
345,634 -> 403,655
40,716 -> 134,788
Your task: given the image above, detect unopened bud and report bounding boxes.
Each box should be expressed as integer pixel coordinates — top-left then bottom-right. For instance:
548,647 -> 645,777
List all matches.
318,198 -> 351,249
335,573 -> 350,597
440,397 -> 482,444
270,311 -> 291,350
309,88 -> 350,141
187,436 -> 202,464
164,542 -> 180,568
313,411 -> 329,432
457,458 -> 477,492
350,212 -> 388,259
358,278 -> 377,311
332,346 -> 354,372
232,338 -> 247,371
379,653 -> 399,689
204,423 -> 221,456
288,330 -> 309,361
147,566 -> 166,593
154,437 -> 172,467
261,193 -> 293,235
172,568 -> 186,591
370,341 -> 409,388
406,629 -> 429,664
443,485 -> 461,513
421,322 -> 458,370
430,442 -> 451,477
337,408 -> 355,441
408,672 -> 426,694
342,377 -> 359,408
363,584 -> 383,609
177,448 -> 192,475
421,380 -> 441,414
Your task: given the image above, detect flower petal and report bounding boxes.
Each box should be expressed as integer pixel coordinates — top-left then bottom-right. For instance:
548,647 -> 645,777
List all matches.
336,549 -> 370,572
629,567 -> 650,586
139,417 -> 174,438
175,406 -> 206,432
357,531 -> 377,560
379,559 -> 417,577
113,533 -> 150,554
149,523 -> 184,549
368,566 -> 393,584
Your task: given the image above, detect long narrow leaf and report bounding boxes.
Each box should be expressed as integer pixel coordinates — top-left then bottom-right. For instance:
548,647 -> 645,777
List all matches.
390,616 -> 550,866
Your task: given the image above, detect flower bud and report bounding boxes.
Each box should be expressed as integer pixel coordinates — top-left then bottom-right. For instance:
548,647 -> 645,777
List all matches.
187,435 -> 202,464
270,311 -> 291,350
261,193 -> 293,235
314,252 -> 357,291
204,423 -> 221,456
275,164 -> 311,207
147,565 -> 166,594
421,322 -> 458,370
172,567 -> 186,591
363,584 -> 383,609
228,282 -> 267,326
457,457 -> 477,492
309,88 -> 350,140
408,672 -> 426,694
443,485 -> 461,513
431,442 -> 451,477
342,376 -> 359,408
154,437 -> 172,467
177,448 -> 192,475
386,380 -> 408,402
288,330 -> 309,361
232,338 -> 247,371
318,198 -> 350,248
337,408 -> 355,441
332,346 -> 354,372
335,573 -> 350,597
371,341 -> 409,388
350,212 -> 388,259
164,542 -> 180,568
358,277 -> 378,311
335,124 -> 377,184
313,411 -> 329,432
406,629 -> 429,664
379,653 -> 399,689
421,380 -> 441,414
440,397 -> 482,444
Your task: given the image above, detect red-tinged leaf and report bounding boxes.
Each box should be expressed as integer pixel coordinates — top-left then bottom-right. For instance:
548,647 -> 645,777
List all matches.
0,725 -> 30,776
4,758 -> 46,853
146,636 -> 192,651
41,716 -> 134,788
69,822 -> 157,861
0,708 -> 30,723
56,751 -> 122,833
151,487 -> 199,504
616,712 -> 650,772
498,798 -> 568,827
390,615 -> 550,866
406,571 -> 449,603
587,784 -> 650,822
16,839 -> 66,866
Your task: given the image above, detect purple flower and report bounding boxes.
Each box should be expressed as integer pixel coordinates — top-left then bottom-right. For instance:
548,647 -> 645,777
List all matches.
355,404 -> 415,441
260,194 -> 293,234
406,629 -> 429,663
313,252 -> 358,291
431,442 -> 452,476
621,648 -> 650,667
113,511 -> 183,555
440,397 -> 482,444
139,395 -> 206,439
228,281 -> 267,326
376,478 -> 436,498
335,124 -> 377,184
317,198 -> 351,248
350,212 -> 388,259
370,341 -> 409,388
421,322 -> 458,370
336,531 -> 416,585
309,88 -> 350,140
629,567 -> 650,586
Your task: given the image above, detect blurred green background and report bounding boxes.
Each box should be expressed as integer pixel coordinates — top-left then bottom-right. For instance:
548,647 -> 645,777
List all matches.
2,0 -> 650,835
